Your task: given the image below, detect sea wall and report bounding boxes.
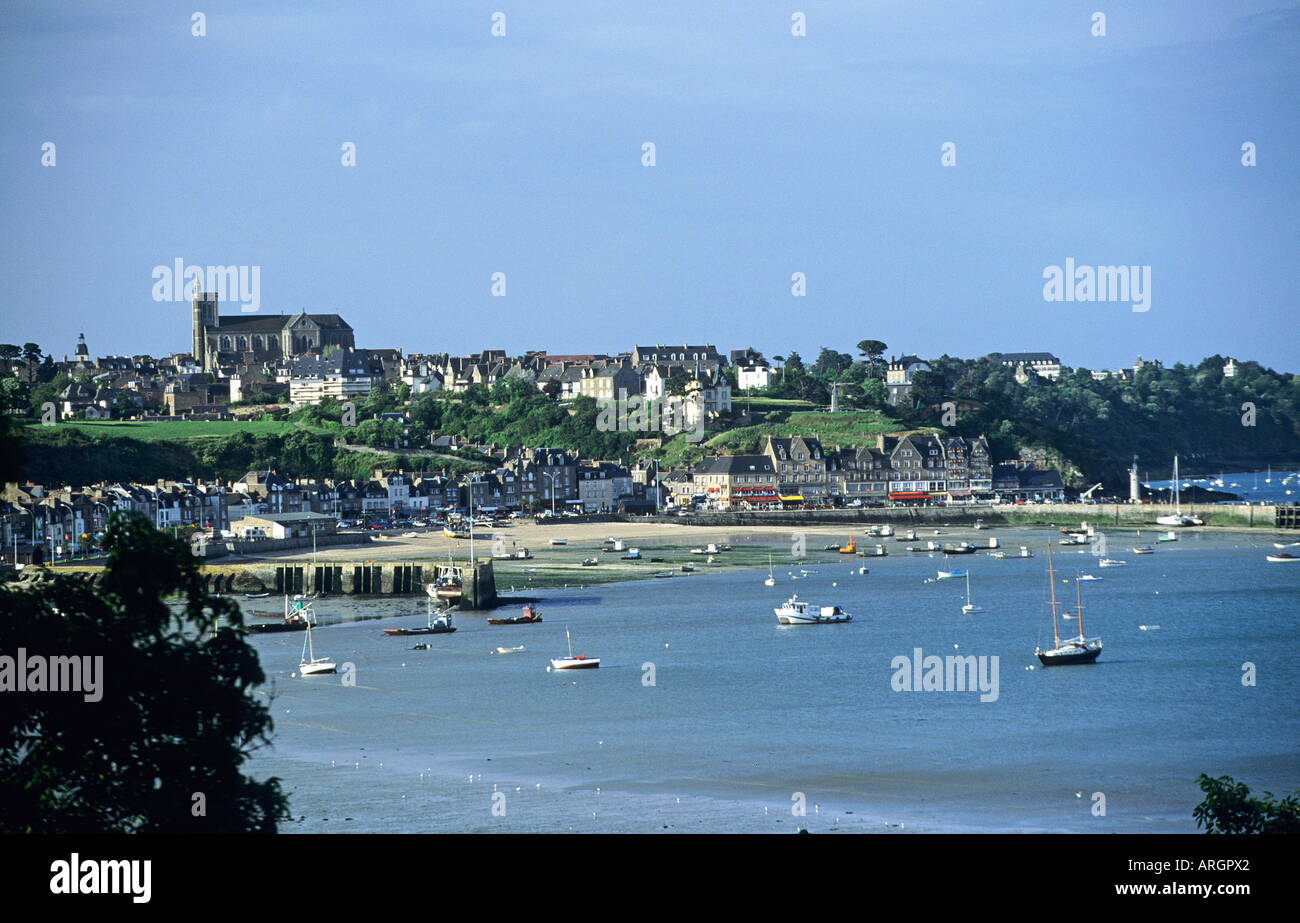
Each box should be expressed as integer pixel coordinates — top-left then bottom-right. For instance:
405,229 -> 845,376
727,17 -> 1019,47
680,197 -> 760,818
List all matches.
652,503 -> 1280,529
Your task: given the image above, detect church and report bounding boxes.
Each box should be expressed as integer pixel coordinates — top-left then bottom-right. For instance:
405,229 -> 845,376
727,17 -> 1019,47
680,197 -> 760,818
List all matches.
190,282 -> 355,372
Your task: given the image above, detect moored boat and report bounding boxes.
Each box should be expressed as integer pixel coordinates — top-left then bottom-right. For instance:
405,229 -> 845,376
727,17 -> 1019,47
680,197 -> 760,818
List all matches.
1035,548 -> 1102,666
487,604 -> 542,625
383,598 -> 456,635
774,595 -> 853,624
549,627 -> 599,670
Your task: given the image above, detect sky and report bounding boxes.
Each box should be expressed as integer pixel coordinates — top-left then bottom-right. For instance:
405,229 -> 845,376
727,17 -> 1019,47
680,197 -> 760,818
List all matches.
1,1 -> 1297,373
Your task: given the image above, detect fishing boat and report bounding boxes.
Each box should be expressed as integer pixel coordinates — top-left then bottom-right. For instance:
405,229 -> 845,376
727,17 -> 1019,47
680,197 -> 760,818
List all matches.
621,549 -> 641,560
961,572 -> 983,614
246,595 -> 315,633
383,597 -> 456,635
774,594 -> 852,625
549,628 -> 599,670
299,620 -> 336,675
426,576 -> 463,602
839,537 -> 857,554
764,554 -> 776,587
1157,531 -> 1178,543
1035,548 -> 1102,666
487,604 -> 542,625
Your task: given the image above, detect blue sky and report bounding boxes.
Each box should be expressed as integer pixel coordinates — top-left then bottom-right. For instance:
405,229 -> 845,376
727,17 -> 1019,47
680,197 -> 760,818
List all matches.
2,1 -> 1297,372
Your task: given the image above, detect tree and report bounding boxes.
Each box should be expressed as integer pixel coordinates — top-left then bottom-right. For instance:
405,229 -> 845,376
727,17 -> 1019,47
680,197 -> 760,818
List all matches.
1193,774 -> 1300,834
0,511 -> 290,832
21,343 -> 42,383
666,371 -> 693,397
857,339 -> 888,378
858,377 -> 888,409
811,347 -> 852,380
908,369 -> 945,411
0,343 -> 20,376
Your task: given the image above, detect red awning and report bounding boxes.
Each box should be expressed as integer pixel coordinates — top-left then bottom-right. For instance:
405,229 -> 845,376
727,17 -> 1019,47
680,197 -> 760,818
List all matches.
889,491 -> 931,500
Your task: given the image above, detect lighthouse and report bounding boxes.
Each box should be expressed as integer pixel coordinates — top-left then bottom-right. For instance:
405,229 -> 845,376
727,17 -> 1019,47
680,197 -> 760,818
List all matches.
1129,456 -> 1140,503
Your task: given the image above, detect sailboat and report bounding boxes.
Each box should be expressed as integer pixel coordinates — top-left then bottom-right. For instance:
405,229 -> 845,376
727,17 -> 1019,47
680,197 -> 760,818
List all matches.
299,619 -> 336,675
1035,547 -> 1102,666
961,571 -> 983,614
550,627 -> 599,670
765,554 -> 776,587
1156,456 -> 1202,527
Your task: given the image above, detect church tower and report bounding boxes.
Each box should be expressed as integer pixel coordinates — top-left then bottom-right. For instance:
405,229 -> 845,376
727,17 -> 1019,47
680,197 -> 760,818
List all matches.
191,279 -> 219,370
74,332 -> 89,361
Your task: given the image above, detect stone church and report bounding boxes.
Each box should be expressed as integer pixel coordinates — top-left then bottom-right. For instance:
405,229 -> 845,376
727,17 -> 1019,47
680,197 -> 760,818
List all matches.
191,282 -> 354,372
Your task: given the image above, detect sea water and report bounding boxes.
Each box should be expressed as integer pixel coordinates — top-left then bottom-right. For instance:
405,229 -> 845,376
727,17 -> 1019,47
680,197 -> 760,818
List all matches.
247,527 -> 1300,833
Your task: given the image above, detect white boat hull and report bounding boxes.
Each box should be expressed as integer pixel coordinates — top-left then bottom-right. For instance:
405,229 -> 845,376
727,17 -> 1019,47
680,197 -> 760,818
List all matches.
300,659 -> 337,675
550,657 -> 599,669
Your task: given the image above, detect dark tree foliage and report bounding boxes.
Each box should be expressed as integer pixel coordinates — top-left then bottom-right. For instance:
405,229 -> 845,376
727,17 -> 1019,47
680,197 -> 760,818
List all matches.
0,511 -> 289,833
1193,774 -> 1300,834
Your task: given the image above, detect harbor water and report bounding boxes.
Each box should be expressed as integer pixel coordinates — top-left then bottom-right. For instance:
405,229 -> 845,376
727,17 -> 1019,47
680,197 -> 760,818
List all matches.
247,526 -> 1300,833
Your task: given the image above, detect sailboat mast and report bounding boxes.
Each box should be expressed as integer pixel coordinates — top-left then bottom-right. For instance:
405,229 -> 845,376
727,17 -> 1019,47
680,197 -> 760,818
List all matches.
1173,455 -> 1180,515
1075,575 -> 1084,636
1047,546 -> 1060,647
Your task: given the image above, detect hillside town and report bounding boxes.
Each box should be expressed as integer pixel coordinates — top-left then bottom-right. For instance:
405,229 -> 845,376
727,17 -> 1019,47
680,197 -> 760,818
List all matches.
9,286 -> 1255,564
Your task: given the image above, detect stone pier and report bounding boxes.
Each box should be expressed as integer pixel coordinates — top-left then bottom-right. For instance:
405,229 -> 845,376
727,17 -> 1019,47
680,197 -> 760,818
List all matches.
201,558 -> 497,605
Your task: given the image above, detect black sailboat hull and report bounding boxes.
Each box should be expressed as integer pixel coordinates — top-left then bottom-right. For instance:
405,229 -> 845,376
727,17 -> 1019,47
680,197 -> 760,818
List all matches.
1036,647 -> 1101,666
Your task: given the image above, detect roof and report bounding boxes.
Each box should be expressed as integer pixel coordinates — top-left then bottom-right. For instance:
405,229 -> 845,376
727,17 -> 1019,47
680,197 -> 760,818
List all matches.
694,455 -> 775,476
996,352 -> 1060,364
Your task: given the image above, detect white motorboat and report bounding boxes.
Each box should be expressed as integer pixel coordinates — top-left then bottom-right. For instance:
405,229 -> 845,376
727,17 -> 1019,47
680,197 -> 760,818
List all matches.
549,628 -> 599,670
1076,574 -> 1103,581
775,595 -> 852,625
936,569 -> 966,580
1098,558 -> 1126,567
492,645 -> 525,655
1266,553 -> 1300,563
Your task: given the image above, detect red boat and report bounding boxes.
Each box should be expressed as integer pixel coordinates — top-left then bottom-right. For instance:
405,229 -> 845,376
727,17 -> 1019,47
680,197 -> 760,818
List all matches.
487,605 -> 542,625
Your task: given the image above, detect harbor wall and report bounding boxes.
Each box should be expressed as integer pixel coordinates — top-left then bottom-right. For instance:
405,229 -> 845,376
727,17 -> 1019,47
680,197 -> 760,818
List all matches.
201,557 -> 498,602
652,503 -> 1280,529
